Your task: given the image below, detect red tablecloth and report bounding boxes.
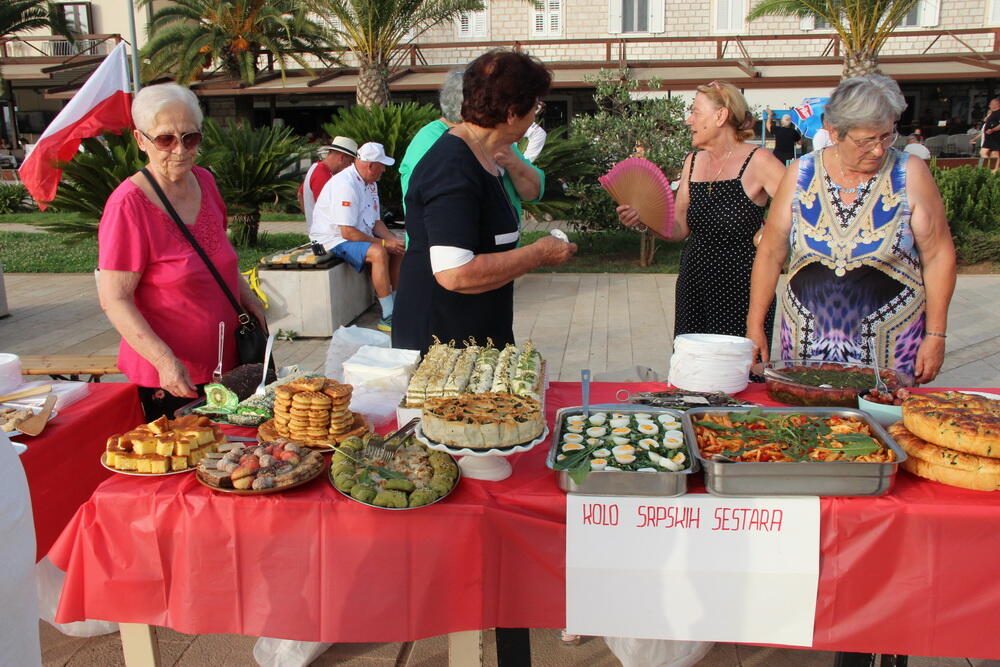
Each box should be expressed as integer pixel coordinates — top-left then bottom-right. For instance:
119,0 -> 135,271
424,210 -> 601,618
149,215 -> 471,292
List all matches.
20,383 -> 144,560
49,383 -> 1000,658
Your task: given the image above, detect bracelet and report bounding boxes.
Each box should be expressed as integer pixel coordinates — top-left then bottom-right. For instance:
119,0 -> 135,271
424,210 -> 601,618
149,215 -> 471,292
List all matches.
381,239 -> 385,247
926,331 -> 947,338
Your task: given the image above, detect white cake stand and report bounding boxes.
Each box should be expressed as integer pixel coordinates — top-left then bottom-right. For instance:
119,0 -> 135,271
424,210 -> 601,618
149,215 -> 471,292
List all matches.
414,425 -> 549,482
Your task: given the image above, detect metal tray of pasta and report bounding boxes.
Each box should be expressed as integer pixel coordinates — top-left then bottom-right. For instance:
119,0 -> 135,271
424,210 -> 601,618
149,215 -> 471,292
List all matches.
547,403 -> 697,496
682,407 -> 907,497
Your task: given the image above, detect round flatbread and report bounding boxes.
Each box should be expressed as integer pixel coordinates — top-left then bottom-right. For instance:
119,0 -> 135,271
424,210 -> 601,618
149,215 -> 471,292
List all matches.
902,391 -> 1000,458
888,423 -> 1000,474
901,457 -> 1000,492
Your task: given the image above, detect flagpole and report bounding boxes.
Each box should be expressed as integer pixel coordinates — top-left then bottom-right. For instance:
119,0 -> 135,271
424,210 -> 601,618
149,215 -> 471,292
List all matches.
126,0 -> 142,92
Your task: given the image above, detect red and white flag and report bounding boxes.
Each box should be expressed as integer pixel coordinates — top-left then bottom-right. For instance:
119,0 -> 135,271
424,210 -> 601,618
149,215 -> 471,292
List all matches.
19,42 -> 133,209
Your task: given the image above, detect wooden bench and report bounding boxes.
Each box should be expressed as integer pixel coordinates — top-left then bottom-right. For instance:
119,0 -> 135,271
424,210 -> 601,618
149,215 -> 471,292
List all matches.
19,355 -> 120,382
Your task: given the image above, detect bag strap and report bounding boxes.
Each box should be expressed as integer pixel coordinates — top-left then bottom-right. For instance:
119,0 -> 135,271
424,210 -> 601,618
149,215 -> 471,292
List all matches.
140,168 -> 249,324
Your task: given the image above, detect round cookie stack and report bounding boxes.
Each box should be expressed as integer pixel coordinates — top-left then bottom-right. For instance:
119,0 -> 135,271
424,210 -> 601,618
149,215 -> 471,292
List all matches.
323,381 -> 355,437
271,378 -> 359,446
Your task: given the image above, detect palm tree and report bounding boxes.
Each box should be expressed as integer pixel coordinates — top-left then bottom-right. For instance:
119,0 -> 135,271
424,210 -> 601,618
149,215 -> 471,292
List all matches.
0,0 -> 71,40
138,0 -> 334,85
198,119 -> 310,247
746,0 -> 919,78
305,0 -> 484,106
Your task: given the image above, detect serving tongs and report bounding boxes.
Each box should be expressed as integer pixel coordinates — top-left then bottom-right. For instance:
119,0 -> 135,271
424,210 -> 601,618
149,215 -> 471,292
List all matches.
581,369 -> 591,420
363,417 -> 420,465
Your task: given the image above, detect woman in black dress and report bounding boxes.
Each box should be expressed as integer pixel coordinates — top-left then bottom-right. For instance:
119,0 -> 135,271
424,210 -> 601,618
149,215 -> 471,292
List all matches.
618,81 -> 786,351
393,50 -> 576,354
983,97 -> 1000,173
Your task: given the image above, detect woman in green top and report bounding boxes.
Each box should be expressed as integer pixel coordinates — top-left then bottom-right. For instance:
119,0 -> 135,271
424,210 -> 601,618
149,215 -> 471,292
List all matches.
399,67 -> 544,223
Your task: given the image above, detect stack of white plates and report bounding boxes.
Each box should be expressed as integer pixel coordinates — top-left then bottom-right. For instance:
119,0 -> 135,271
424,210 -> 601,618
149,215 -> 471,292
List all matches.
667,334 -> 753,394
0,354 -> 21,395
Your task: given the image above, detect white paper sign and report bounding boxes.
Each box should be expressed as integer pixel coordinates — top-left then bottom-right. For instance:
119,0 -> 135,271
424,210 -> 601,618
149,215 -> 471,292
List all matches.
566,494 -> 820,647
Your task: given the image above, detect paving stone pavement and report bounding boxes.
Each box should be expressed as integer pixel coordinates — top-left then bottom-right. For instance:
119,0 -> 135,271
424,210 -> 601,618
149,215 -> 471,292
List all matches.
2,270 -> 999,666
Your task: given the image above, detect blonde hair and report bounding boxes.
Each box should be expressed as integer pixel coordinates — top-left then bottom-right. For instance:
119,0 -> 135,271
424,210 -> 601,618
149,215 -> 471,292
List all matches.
696,81 -> 755,141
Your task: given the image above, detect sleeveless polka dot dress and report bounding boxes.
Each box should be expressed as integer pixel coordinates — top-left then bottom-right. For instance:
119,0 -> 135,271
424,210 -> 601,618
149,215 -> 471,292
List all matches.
675,148 -> 775,345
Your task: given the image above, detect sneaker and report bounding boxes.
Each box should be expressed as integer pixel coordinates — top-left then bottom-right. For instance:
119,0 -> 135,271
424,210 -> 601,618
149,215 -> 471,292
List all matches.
377,316 -> 392,333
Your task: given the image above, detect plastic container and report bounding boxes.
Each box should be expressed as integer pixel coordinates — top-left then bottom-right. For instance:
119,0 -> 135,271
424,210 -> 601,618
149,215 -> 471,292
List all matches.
758,359 -> 914,407
857,395 -> 904,428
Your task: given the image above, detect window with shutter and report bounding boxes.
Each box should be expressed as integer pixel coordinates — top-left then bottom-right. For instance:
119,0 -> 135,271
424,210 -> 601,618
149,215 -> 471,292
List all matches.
991,0 -> 1000,24
901,1 -> 920,25
457,3 -> 488,38
714,0 -> 744,32
57,3 -> 92,33
532,0 -> 562,36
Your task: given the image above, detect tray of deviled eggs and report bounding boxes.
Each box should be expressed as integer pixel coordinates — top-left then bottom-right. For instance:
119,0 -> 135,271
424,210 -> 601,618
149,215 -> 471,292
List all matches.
547,404 -> 697,496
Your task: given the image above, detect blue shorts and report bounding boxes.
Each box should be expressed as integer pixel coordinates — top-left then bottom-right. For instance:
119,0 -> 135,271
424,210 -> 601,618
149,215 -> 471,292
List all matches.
331,241 -> 372,272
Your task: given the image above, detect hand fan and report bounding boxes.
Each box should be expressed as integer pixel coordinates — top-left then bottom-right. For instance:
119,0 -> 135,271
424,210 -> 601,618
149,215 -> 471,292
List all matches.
598,158 -> 676,238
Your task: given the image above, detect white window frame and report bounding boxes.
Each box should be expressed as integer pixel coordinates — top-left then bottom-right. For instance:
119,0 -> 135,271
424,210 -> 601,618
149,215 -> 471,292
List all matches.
457,3 -> 489,39
899,0 -> 939,27
609,0 -> 665,34
800,14 -> 831,30
532,0 -> 562,37
712,0 -> 746,34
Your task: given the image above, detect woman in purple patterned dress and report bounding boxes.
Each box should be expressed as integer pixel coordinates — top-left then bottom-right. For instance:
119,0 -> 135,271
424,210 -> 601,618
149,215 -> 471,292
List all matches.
746,74 -> 956,383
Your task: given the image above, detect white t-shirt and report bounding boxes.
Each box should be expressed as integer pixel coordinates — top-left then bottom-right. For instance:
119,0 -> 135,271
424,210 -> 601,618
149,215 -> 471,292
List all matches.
311,164 -> 381,251
904,143 -> 931,160
812,128 -> 833,151
522,123 -> 547,162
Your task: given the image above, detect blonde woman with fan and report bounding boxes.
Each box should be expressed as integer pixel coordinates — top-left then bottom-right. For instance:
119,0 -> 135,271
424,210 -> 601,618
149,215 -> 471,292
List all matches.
616,80 -> 786,344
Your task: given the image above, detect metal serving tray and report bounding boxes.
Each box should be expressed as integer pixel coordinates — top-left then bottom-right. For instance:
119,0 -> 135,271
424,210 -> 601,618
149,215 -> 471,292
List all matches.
546,403 -> 697,496
682,407 -> 907,497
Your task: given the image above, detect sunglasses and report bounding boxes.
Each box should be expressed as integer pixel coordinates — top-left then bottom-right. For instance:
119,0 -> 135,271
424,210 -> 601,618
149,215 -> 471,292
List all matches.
140,130 -> 203,151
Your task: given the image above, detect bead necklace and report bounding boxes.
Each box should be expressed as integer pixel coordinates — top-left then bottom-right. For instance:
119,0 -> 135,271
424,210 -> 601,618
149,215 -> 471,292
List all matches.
829,148 -> 880,194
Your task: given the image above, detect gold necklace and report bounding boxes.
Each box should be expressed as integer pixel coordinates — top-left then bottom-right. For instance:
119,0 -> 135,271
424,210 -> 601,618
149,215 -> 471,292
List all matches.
832,148 -> 878,195
706,148 -> 735,196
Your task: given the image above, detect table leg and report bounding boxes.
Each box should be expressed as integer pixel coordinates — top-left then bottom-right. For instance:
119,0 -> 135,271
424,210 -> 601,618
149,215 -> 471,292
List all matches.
448,630 -> 483,666
120,623 -> 161,667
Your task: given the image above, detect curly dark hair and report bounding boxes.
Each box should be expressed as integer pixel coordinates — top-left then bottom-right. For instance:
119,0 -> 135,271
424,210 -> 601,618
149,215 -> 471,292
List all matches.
461,50 -> 552,128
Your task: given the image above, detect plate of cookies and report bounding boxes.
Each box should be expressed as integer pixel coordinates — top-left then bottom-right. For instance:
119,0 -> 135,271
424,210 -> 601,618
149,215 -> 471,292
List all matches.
256,377 -> 371,449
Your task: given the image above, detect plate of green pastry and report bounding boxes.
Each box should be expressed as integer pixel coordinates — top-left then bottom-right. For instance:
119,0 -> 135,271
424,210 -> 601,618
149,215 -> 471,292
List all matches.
329,434 -> 460,510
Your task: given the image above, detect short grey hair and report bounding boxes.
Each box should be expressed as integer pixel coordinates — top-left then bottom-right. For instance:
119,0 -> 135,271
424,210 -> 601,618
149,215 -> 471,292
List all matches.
439,68 -> 465,124
824,74 -> 906,136
131,83 -> 203,133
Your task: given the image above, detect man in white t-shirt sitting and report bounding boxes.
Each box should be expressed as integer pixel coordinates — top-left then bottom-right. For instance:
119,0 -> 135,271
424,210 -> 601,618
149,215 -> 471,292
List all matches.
311,142 -> 405,332
903,134 -> 931,160
298,136 -> 358,233
812,114 -> 833,152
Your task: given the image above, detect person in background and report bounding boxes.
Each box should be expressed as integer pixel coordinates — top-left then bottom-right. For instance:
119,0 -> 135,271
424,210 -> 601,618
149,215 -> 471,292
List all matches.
812,114 -> 833,151
298,136 -> 358,234
521,118 -> 547,162
982,97 -> 1000,173
766,110 -> 802,164
748,74 -> 956,383
904,134 -> 931,160
394,50 -> 574,353
618,80 -> 786,345
98,83 -> 266,419
311,142 -> 405,332
399,67 -> 543,222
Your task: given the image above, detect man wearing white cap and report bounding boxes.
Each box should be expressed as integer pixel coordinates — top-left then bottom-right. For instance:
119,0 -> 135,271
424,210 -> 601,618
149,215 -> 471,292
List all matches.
298,135 -> 358,233
312,141 -> 405,332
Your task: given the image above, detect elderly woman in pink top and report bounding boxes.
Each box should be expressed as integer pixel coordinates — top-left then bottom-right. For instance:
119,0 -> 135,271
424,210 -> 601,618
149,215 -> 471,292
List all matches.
98,83 -> 265,419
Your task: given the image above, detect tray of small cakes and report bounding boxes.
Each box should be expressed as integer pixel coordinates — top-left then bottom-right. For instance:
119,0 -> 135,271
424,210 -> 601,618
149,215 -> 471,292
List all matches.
102,414 -> 226,475
196,439 -> 326,494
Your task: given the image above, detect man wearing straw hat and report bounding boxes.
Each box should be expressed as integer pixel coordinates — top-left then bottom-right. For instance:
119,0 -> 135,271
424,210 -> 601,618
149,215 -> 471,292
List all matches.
298,136 -> 359,233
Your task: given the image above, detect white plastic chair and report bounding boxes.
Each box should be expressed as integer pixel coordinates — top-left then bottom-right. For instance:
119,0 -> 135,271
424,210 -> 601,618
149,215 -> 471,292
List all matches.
923,135 -> 947,157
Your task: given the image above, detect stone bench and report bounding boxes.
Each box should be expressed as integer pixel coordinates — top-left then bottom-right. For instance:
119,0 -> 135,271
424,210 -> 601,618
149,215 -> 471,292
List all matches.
258,258 -> 374,337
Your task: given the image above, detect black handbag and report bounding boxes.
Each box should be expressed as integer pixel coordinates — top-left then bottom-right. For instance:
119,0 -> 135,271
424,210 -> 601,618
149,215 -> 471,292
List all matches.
141,168 -> 268,365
